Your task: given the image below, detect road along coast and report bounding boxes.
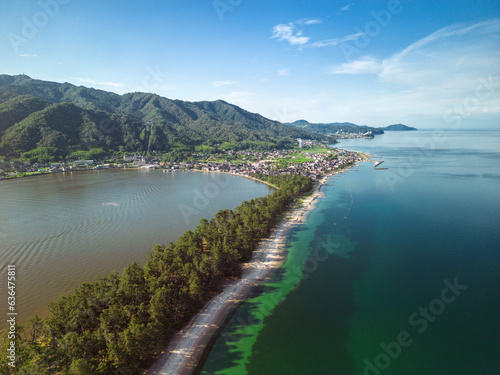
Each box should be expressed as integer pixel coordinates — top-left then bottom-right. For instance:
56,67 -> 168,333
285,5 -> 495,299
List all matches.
145,162 -> 363,375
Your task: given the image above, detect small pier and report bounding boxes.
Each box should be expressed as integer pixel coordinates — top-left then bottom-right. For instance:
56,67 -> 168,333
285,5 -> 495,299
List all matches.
374,160 -> 388,170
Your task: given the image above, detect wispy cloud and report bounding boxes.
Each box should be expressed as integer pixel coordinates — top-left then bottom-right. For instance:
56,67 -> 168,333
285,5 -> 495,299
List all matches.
212,80 -> 239,88
303,18 -> 323,25
330,57 -> 381,74
336,3 -> 354,15
308,32 -> 363,48
71,77 -> 125,88
330,19 -> 500,84
72,77 -> 96,84
272,18 -> 363,48
327,19 -> 500,121
100,81 -> 125,88
19,53 -> 37,57
278,68 -> 290,76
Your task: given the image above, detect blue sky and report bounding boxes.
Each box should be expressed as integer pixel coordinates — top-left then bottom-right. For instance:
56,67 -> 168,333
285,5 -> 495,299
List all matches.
1,0 -> 499,128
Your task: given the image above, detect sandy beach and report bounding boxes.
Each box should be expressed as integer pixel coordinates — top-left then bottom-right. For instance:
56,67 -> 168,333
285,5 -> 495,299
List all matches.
144,168 -> 354,375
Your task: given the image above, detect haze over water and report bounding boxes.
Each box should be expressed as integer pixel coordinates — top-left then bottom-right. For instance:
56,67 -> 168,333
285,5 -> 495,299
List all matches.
201,129 -> 500,374
0,170 -> 273,330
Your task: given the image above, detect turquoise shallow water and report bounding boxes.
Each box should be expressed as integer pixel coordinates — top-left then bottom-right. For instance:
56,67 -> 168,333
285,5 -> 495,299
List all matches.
201,130 -> 500,374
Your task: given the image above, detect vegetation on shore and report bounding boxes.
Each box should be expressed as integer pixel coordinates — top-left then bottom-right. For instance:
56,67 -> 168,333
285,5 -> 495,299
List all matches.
0,174 -> 312,375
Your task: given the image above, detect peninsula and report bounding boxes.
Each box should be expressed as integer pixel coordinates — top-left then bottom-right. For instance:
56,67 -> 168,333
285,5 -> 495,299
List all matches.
144,167 -> 356,375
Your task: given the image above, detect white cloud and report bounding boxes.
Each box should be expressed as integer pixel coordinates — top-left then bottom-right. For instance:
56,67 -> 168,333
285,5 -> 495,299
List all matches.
212,80 -> 239,88
19,53 -> 37,57
278,68 -> 290,76
271,23 -> 309,45
272,18 -> 363,48
71,77 -> 125,88
336,3 -> 354,15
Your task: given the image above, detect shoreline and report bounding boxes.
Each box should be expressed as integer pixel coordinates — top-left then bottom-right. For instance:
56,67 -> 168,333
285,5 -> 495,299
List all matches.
144,162 -> 362,375
187,168 -> 279,190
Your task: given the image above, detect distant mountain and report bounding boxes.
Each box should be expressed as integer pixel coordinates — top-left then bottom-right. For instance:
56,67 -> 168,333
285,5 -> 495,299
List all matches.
0,74 -> 323,159
287,120 -> 417,136
287,120 -> 385,135
379,124 -> 417,131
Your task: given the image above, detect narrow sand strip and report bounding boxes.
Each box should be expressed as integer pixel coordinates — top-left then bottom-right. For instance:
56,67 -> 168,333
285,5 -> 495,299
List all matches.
144,168 -> 355,375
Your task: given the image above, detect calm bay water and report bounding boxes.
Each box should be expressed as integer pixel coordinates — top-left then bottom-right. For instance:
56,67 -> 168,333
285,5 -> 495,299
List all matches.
0,170 -> 273,330
201,130 -> 500,375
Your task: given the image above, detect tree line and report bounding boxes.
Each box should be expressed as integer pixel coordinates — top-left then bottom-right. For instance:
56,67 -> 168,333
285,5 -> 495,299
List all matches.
0,174 -> 312,375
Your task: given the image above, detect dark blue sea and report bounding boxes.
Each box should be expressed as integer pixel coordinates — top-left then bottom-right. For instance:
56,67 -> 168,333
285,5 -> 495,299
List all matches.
201,129 -> 500,375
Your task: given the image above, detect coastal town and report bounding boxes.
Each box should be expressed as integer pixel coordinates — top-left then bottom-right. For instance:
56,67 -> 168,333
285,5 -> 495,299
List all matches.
188,148 -> 365,180
0,143 -> 366,181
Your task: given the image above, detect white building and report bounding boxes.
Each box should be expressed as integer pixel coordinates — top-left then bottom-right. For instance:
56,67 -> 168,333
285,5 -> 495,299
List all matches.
74,160 -> 94,166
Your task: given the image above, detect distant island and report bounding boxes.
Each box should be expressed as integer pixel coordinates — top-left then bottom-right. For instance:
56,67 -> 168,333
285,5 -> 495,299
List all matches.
287,119 -> 417,139
380,123 -> 417,131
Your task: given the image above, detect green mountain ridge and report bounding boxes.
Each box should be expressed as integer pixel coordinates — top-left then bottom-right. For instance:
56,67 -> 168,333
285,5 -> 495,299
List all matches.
0,74 -> 322,159
0,102 -> 145,159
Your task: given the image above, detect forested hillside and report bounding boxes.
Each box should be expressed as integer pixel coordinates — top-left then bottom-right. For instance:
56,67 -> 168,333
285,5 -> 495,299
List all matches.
0,75 -> 324,160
